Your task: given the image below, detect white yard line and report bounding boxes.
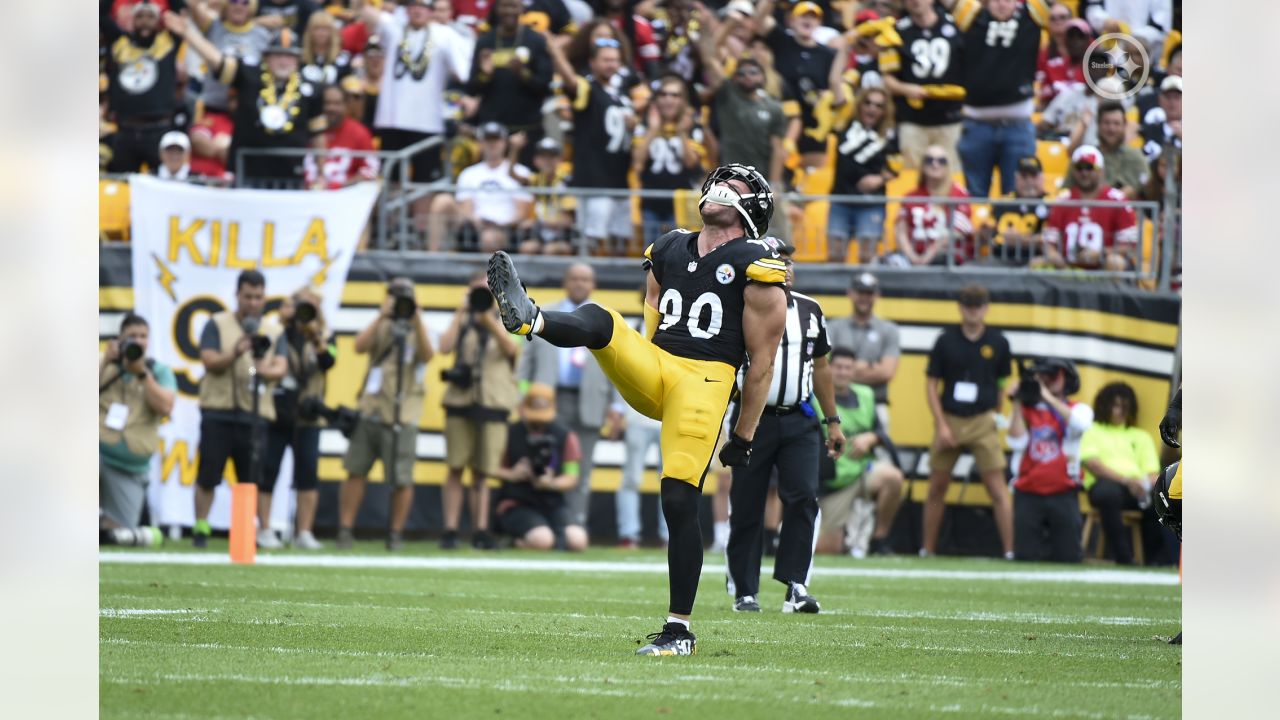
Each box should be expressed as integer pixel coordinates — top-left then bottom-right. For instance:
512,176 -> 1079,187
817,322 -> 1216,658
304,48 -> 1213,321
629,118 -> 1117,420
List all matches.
100,551 -> 1180,586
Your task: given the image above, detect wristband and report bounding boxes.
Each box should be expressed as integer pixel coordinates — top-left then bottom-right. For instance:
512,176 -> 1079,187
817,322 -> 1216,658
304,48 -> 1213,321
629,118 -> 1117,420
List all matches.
822,416 -> 842,425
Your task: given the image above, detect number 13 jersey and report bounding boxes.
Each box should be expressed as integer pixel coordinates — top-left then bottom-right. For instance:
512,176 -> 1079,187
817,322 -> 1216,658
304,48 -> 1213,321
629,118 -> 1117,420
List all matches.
643,230 -> 787,369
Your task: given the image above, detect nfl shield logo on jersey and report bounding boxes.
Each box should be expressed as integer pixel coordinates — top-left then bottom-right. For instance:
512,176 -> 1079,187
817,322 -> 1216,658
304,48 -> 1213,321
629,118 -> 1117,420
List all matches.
716,264 -> 735,284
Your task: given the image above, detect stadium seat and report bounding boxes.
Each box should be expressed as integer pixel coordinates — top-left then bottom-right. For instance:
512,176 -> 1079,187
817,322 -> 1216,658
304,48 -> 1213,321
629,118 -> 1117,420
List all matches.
99,178 -> 131,242
1081,509 -> 1146,565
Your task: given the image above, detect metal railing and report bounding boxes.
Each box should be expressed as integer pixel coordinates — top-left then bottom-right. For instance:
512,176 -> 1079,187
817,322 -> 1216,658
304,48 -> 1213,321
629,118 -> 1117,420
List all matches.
100,144 -> 1184,290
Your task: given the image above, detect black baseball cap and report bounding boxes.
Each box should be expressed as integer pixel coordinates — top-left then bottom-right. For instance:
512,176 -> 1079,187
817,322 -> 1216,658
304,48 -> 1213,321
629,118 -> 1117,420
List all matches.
850,272 -> 879,292
1017,156 -> 1043,175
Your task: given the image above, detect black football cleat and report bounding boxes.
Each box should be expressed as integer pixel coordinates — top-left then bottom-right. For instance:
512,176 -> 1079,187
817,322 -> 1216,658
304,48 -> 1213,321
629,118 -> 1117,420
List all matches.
733,596 -> 761,612
636,622 -> 697,656
1169,631 -> 1182,645
782,582 -> 821,614
487,251 -> 540,335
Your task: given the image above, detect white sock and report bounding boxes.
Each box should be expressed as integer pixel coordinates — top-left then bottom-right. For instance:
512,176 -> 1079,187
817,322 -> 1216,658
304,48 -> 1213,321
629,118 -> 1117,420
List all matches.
666,616 -> 690,630
713,521 -> 730,547
531,311 -> 545,335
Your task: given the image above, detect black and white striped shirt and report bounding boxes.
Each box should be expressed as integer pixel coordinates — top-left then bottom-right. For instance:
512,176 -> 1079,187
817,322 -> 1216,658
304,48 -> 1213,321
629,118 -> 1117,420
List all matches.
741,292 -> 831,409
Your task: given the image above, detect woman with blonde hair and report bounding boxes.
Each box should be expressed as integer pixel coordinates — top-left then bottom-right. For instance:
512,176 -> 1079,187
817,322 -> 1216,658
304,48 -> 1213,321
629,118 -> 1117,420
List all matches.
301,10 -> 351,86
827,84 -> 897,263
260,286 -> 337,550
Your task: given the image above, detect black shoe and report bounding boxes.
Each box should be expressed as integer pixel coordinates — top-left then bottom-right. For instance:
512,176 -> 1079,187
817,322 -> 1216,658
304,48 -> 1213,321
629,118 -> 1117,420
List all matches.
486,251 -> 540,335
868,537 -> 893,556
733,596 -> 761,612
1169,631 -> 1182,645
782,582 -> 821,614
336,527 -> 354,551
386,531 -> 404,552
192,532 -> 208,549
636,622 -> 697,656
472,530 -> 496,550
440,530 -> 459,550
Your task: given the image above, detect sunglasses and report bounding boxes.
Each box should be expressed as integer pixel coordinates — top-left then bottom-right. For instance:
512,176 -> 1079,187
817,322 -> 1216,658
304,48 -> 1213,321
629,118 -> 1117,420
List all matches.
1073,162 -> 1099,171
594,38 -> 621,49
923,156 -> 948,166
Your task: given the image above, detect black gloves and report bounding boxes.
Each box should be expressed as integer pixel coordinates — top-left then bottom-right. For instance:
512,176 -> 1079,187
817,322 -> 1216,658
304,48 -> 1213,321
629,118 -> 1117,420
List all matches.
1159,388 -> 1181,448
718,433 -> 753,468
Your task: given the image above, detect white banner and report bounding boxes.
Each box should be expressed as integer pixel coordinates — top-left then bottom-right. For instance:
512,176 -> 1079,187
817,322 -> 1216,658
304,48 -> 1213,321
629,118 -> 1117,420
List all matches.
128,175 -> 377,531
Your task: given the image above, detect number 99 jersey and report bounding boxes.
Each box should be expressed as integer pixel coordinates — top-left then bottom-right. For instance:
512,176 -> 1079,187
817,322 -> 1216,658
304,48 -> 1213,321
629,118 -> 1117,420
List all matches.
643,230 -> 788,369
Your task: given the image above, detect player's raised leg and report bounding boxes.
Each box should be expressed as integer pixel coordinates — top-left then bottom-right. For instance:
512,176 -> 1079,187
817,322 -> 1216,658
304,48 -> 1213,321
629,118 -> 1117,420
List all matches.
488,251 -> 665,417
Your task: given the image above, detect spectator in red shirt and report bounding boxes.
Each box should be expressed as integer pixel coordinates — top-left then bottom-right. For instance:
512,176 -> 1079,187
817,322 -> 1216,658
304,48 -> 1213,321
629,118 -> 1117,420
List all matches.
1006,357 -> 1093,563
1035,3 -> 1078,106
1039,18 -> 1092,109
307,85 -> 379,188
600,0 -> 660,80
893,145 -> 973,266
189,106 -> 235,181
1042,145 -> 1138,271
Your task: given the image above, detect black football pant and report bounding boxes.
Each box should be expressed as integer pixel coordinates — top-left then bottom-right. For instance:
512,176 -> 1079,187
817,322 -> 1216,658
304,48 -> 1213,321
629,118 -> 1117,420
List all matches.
727,410 -> 821,599
1013,490 -> 1083,563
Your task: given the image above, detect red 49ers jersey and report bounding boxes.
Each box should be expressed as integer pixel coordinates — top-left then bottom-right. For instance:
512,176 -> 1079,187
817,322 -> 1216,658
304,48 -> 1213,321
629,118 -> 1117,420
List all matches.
1042,186 -> 1138,266
897,183 -> 974,263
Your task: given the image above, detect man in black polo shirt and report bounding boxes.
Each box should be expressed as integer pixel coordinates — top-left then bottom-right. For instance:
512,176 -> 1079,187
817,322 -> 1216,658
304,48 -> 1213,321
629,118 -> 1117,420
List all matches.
921,283 -> 1014,559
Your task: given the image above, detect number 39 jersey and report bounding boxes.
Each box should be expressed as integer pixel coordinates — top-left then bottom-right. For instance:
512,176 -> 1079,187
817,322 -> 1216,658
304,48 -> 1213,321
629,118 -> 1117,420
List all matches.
569,76 -> 633,190
879,14 -> 965,126
643,230 -> 787,369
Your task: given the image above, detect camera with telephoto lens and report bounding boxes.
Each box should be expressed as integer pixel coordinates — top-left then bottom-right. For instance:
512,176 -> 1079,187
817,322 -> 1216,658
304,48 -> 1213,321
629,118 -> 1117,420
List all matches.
527,434 -> 556,478
249,334 -> 272,359
297,396 -> 361,438
1017,360 -> 1042,407
469,286 -> 494,312
119,338 -> 144,364
295,300 -> 318,325
440,364 -> 474,389
389,283 -> 417,321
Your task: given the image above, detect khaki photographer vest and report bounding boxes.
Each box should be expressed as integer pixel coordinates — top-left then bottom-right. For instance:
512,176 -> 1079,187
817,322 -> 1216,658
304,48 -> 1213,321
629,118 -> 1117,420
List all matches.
198,311 -> 278,422
98,362 -> 165,457
357,319 -> 427,425
285,331 -> 328,428
441,317 -> 520,415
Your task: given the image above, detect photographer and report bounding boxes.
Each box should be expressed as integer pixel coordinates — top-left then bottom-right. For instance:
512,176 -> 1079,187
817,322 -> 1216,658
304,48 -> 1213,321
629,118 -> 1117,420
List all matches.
193,270 -> 289,549
99,313 -> 176,529
492,384 -> 588,552
337,277 -> 434,551
261,288 -> 336,550
438,272 -> 521,550
1006,358 -> 1094,563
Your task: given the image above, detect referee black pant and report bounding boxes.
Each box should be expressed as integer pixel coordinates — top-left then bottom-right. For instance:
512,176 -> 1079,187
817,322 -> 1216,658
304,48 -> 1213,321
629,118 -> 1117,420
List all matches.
727,411 -> 821,599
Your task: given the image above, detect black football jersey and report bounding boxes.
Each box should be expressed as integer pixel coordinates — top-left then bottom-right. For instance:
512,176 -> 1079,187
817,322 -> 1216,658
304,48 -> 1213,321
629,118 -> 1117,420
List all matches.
643,230 -> 787,369
879,13 -> 965,126
569,76 -> 633,189
954,0 -> 1048,107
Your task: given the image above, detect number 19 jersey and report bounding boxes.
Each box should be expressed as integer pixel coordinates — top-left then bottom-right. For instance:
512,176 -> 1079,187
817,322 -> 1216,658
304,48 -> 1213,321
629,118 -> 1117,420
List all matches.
643,230 -> 787,369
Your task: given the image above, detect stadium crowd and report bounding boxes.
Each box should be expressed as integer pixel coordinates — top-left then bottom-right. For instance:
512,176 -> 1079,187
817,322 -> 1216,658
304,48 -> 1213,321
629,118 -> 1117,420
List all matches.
100,0 -> 1182,268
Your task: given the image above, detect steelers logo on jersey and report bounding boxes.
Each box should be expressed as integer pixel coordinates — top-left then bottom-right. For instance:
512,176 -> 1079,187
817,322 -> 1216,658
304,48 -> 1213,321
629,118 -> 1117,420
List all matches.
716,264 -> 736,284
119,58 -> 159,95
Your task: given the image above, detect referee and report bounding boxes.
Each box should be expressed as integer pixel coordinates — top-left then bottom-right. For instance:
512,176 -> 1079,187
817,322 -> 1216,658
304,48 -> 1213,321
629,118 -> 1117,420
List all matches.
727,245 -> 846,614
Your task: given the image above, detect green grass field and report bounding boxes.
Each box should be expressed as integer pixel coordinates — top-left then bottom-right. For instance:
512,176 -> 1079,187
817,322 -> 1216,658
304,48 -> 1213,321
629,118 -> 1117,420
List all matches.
100,543 -> 1182,719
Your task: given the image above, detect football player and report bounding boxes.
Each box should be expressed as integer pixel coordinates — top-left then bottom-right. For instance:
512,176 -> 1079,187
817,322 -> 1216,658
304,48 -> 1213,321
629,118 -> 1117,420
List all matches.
488,164 -> 789,656
1156,386 -> 1182,645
